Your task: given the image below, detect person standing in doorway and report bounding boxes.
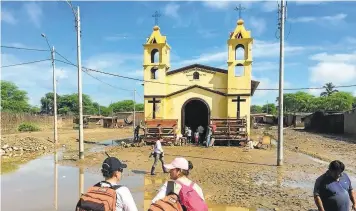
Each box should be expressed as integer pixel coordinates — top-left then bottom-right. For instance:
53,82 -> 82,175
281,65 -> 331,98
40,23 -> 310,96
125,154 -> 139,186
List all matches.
194,130 -> 200,146
187,127 -> 192,144
314,160 -> 356,211
150,138 -> 168,175
205,125 -> 212,147
197,125 -> 204,144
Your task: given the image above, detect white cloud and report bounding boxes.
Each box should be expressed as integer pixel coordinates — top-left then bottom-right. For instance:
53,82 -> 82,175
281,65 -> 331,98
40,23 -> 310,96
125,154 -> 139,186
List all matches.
249,17 -> 266,35
127,70 -> 143,78
289,13 -> 347,24
23,2 -> 43,28
1,9 -> 17,24
294,0 -> 327,5
309,52 -> 356,85
176,39 -> 308,67
83,53 -> 141,73
261,1 -> 278,12
253,61 -> 277,72
104,34 -> 130,41
164,3 -> 180,19
202,1 -> 254,10
310,62 -> 356,85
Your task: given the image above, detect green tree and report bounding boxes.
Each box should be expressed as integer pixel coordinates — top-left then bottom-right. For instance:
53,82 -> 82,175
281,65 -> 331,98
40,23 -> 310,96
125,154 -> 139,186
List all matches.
262,103 -> 277,115
109,100 -> 136,112
40,92 -> 60,114
250,105 -> 262,113
135,103 -> 144,111
352,97 -> 356,109
320,82 -> 338,97
1,80 -> 30,112
322,92 -> 354,111
29,106 -> 41,114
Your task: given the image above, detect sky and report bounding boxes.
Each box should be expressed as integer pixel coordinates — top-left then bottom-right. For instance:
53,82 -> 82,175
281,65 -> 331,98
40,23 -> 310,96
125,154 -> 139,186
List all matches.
1,0 -> 356,107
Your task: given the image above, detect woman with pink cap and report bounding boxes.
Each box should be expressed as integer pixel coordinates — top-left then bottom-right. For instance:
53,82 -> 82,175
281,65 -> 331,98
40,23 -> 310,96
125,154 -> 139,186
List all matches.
151,157 -> 207,210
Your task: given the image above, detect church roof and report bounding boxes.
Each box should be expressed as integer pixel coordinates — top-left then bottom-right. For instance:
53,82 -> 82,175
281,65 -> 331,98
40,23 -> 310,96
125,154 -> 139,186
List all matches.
166,63 -> 260,96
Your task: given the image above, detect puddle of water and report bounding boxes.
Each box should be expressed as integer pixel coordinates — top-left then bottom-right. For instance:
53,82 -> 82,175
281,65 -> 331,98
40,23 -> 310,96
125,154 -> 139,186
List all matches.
88,137 -> 133,153
1,152 -> 143,211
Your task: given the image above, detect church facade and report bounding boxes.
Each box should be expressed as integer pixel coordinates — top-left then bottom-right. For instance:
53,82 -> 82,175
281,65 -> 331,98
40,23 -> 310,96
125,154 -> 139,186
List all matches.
142,18 -> 259,136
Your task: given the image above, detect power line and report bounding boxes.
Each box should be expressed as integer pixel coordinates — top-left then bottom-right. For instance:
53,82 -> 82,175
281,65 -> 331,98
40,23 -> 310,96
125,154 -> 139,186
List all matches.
82,69 -> 133,92
1,59 -> 51,68
1,45 -> 50,52
55,58 -> 356,91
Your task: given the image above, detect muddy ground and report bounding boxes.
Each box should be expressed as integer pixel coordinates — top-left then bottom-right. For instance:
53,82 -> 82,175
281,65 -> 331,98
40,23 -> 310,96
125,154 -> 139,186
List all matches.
1,127 -> 133,173
2,127 -> 356,210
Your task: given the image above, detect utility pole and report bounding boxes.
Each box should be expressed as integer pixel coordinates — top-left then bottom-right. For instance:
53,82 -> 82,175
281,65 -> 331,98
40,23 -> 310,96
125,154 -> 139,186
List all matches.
133,89 -> 136,129
41,34 -> 58,145
76,6 -> 84,160
277,0 -> 285,166
52,46 -> 58,145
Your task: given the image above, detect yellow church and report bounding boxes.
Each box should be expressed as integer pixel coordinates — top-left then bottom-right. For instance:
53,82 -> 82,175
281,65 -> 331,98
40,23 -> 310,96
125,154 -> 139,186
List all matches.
142,17 -> 259,136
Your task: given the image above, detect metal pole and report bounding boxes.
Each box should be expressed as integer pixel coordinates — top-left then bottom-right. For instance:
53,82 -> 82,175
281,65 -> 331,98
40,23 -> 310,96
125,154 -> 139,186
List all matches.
54,149 -> 58,210
133,89 -> 136,129
79,167 -> 84,196
76,6 -> 84,159
277,0 -> 285,166
52,46 -> 58,145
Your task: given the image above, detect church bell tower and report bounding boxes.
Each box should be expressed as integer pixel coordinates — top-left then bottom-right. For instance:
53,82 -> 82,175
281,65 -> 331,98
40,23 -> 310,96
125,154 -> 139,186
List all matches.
143,25 -> 171,96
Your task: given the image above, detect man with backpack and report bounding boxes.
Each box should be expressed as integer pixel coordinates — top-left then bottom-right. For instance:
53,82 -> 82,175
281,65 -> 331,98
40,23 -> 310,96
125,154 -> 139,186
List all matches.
76,156 -> 138,211
149,157 -> 208,211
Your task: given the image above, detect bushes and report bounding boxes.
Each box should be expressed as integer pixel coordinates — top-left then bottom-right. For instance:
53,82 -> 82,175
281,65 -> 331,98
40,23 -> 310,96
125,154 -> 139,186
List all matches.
18,122 -> 40,132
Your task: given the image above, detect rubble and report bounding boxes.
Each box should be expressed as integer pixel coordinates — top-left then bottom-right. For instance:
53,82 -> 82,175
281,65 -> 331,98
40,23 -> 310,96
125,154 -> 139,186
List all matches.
1,136 -> 53,157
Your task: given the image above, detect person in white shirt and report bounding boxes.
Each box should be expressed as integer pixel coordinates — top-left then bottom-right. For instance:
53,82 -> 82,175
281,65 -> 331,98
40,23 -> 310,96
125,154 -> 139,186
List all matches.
150,139 -> 168,175
151,157 -> 205,203
99,157 -> 138,211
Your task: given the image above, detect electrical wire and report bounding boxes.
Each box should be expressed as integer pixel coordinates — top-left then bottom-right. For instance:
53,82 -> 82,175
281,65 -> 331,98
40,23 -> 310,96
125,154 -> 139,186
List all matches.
1,45 -> 50,52
1,59 -> 51,68
55,58 -> 356,91
82,69 -> 133,92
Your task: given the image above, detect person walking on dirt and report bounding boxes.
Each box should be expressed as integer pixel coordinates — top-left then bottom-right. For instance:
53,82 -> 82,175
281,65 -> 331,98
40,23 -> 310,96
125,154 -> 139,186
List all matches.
150,139 -> 168,175
134,125 -> 140,142
313,160 -> 356,211
76,156 -> 138,211
151,157 -> 208,210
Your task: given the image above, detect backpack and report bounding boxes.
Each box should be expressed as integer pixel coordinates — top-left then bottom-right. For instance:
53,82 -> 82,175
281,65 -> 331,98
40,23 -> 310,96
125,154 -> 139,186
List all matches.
76,181 -> 121,211
175,181 -> 208,211
148,181 -> 183,211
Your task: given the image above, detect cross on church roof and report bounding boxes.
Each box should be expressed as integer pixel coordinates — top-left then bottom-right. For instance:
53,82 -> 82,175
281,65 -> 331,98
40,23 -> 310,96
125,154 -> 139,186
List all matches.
152,11 -> 161,26
234,4 -> 246,19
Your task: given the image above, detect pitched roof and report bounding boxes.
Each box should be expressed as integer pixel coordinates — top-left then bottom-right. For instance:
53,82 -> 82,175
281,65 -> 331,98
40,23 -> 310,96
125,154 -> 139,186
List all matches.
166,63 -> 260,96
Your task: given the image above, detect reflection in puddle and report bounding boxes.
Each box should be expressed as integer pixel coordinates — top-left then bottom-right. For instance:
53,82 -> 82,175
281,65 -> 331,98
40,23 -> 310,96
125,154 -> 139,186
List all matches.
88,137 -> 133,153
143,175 -> 270,211
1,151 -> 143,211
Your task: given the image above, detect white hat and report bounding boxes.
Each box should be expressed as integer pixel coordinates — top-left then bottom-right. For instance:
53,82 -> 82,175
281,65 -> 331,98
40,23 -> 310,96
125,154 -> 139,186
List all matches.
164,157 -> 189,170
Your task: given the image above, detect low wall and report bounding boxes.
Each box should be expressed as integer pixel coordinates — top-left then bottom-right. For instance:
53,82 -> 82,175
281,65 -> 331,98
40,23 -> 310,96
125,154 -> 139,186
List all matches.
344,109 -> 356,135
304,111 -> 344,134
0,112 -> 74,134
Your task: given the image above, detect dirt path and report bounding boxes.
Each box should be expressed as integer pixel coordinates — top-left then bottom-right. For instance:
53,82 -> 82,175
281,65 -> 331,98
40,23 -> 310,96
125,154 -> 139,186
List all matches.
261,128 -> 356,170
3,127 -> 355,210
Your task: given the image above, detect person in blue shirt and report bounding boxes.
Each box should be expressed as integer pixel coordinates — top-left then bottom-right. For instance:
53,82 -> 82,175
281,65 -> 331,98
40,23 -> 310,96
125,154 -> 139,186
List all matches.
314,160 -> 356,211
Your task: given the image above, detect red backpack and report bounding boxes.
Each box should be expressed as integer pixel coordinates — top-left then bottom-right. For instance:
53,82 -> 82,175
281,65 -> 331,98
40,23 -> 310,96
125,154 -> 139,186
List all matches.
175,181 -> 208,211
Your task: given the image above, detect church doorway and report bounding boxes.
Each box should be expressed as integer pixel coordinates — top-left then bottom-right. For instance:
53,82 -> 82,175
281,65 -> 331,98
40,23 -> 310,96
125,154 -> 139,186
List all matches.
181,98 -> 210,137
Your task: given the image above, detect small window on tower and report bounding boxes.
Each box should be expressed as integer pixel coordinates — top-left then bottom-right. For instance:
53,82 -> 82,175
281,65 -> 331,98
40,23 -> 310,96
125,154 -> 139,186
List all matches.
236,32 -> 243,39
151,68 -> 158,79
235,44 -> 245,60
151,49 -> 159,63
235,64 -> 244,76
193,72 -> 200,80
151,38 -> 157,44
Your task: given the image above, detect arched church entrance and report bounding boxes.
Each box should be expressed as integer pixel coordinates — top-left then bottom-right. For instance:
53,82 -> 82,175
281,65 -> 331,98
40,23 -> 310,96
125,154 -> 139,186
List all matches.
181,98 -> 210,138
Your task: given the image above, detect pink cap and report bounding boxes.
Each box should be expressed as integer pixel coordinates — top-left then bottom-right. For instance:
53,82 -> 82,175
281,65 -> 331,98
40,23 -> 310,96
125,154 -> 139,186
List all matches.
164,157 -> 189,170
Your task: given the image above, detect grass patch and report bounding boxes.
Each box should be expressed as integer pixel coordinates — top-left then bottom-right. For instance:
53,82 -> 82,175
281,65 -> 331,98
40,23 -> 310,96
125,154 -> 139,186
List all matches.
1,154 -> 42,175
18,122 -> 40,132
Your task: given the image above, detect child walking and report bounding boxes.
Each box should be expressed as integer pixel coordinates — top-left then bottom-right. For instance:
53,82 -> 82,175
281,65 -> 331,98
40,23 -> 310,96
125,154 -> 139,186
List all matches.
194,130 -> 199,145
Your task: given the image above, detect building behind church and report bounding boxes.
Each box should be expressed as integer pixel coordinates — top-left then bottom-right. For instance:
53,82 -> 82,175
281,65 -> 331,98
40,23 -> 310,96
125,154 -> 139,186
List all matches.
142,17 -> 260,136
